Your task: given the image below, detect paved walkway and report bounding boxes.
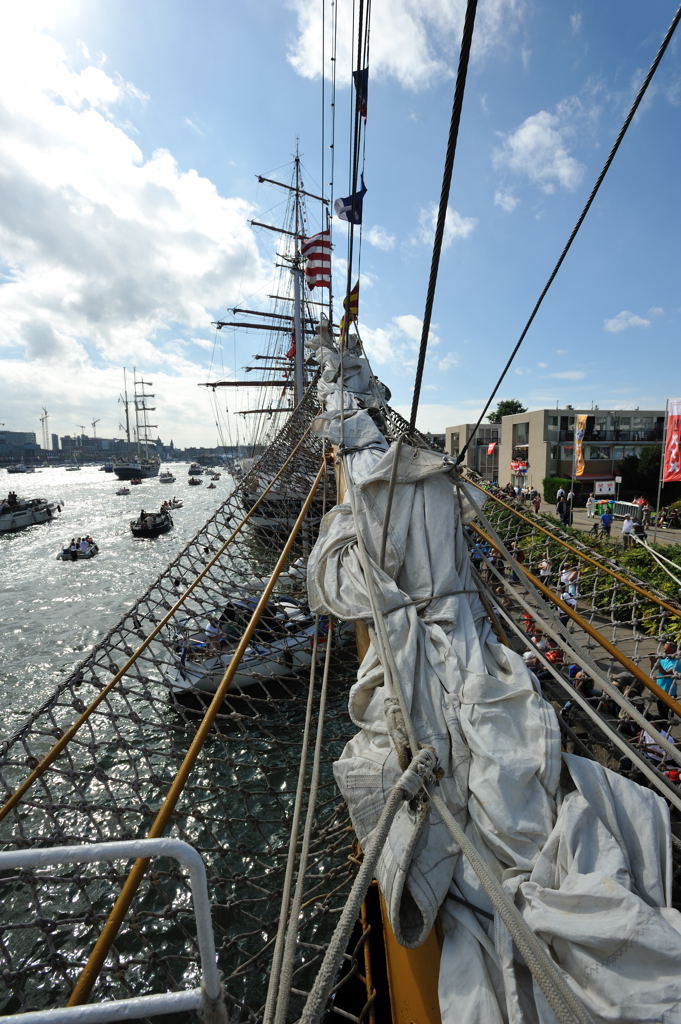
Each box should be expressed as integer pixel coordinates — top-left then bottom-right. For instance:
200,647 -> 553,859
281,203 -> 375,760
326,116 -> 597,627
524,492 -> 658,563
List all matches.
536,502 -> 681,550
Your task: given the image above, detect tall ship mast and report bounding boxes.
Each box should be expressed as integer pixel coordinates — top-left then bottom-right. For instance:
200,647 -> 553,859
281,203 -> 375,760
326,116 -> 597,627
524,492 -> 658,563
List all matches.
113,368 -> 161,480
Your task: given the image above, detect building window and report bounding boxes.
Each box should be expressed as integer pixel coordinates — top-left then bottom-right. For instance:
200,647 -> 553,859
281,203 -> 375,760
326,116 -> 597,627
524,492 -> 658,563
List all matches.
587,445 -> 610,460
512,422 -> 529,446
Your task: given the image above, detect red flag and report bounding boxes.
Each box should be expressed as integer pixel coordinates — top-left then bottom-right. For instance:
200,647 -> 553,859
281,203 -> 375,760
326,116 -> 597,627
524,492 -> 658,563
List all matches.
487,441 -> 497,455
300,229 -> 331,290
663,398 -> 681,482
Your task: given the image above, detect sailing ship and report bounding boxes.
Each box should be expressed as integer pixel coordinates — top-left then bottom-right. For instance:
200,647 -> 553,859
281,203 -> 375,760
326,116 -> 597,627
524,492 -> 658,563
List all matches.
203,152 -> 335,533
2,8 -> 681,1024
113,369 -> 161,480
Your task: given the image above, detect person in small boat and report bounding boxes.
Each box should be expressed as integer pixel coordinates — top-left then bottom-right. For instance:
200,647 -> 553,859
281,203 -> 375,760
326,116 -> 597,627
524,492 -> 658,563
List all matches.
69,538 -> 78,561
205,618 -> 223,653
79,537 -> 90,553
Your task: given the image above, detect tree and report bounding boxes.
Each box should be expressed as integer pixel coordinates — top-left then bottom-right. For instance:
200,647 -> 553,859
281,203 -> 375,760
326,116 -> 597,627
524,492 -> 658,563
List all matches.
487,399 -> 527,424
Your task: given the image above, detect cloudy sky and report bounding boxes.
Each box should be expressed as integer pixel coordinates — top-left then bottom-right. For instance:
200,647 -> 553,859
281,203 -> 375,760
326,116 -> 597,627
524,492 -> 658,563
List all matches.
1,1 -> 679,449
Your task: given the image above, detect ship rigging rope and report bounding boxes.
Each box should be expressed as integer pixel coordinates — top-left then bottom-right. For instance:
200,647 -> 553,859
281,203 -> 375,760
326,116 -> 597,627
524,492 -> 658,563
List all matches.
0,425 -> 316,824
269,623 -> 336,1024
264,471 -> 333,1024
470,480 -> 681,619
409,0 -> 478,431
470,522 -> 681,773
458,3 -> 681,462
469,518 -> 681,721
318,462 -> 593,1022
478,567 -> 681,810
67,457 -> 330,1007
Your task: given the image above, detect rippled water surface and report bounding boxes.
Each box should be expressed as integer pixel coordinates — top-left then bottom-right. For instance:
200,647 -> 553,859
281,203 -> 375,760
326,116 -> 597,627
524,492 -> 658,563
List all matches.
0,464 -> 234,738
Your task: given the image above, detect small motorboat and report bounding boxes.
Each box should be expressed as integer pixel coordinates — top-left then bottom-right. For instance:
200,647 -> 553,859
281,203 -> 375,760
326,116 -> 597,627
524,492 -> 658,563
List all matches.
130,509 -> 173,538
207,483 -> 216,489
57,539 -> 99,560
170,596 -> 329,696
209,472 -> 221,480
116,486 -> 131,496
0,494 -> 62,533
159,470 -> 176,483
167,498 -> 184,509
130,478 -> 143,486
189,477 -> 202,486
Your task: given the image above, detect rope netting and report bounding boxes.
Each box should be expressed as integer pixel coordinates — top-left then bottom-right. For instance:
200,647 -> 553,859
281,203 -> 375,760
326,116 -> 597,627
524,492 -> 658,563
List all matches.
470,486 -> 681,882
0,383 -> 429,1021
2,394 -> 680,1021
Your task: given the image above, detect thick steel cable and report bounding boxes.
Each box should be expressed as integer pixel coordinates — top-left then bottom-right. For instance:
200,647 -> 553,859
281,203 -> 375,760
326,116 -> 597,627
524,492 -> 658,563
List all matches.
67,459 -> 328,1007
409,0 -> 478,430
458,4 -> 681,462
0,425 -> 316,824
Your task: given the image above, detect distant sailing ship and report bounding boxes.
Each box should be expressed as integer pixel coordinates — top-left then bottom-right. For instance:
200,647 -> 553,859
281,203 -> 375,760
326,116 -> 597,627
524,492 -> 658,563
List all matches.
113,369 -> 161,481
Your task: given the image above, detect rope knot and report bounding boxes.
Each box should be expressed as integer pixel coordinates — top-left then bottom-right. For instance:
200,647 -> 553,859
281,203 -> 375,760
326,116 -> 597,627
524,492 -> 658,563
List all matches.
397,747 -> 439,800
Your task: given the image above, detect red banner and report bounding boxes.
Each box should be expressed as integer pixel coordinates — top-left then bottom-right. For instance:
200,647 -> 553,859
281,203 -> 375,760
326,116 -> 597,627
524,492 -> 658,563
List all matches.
487,441 -> 497,455
663,399 -> 681,482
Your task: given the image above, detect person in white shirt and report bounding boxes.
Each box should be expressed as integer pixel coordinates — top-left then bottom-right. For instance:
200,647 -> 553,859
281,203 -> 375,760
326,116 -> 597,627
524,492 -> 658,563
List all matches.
621,515 -> 635,550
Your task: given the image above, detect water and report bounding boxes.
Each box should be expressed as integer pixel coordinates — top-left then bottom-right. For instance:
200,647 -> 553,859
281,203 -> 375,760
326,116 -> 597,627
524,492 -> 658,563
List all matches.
0,464 -> 233,738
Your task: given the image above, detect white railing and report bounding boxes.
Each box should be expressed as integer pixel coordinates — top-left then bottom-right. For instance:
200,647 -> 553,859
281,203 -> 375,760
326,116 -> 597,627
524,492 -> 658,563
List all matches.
0,838 -> 227,1023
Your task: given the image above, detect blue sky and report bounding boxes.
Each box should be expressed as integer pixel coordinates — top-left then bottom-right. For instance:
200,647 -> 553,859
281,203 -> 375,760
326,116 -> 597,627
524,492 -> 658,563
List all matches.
1,1 -> 679,448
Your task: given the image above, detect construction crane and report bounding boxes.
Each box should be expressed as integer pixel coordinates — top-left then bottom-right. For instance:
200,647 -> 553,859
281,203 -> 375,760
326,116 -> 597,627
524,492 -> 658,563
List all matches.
91,418 -> 100,438
39,408 -> 49,450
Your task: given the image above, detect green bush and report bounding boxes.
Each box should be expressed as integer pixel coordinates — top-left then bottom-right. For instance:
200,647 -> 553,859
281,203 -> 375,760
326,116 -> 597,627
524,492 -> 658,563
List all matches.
543,477 -> 571,504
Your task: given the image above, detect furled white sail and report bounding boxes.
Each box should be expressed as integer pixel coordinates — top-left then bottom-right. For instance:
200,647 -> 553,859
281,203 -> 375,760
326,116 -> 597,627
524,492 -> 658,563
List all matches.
307,321 -> 681,1023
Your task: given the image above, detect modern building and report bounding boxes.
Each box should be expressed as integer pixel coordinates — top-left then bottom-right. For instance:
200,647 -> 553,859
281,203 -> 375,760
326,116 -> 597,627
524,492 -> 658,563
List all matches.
498,407 -> 664,494
445,423 -> 500,481
0,430 -> 41,466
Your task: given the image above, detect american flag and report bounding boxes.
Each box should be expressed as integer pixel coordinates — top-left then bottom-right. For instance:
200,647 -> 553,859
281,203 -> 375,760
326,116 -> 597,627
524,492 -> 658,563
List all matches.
300,229 -> 331,290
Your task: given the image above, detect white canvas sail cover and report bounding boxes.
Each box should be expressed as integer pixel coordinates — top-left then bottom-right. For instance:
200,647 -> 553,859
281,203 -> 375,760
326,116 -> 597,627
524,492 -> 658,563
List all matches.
307,323 -> 681,1022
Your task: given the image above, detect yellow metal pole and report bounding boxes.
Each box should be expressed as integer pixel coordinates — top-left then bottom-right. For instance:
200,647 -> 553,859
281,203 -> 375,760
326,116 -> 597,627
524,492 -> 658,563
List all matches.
0,429 -> 315,825
471,522 -> 681,719
68,458 -> 328,1006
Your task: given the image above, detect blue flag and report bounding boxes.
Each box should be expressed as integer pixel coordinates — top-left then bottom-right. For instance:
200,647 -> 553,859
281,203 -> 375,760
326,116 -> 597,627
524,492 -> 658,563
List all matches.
334,175 -> 367,224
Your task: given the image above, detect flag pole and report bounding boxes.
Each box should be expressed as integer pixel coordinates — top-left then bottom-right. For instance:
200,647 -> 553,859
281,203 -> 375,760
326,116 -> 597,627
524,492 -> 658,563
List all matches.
652,400 -> 668,545
570,416 -> 577,526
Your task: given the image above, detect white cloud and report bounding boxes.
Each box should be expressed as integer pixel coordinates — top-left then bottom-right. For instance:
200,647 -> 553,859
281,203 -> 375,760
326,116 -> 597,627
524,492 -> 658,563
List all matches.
548,370 -> 587,380
286,0 -> 526,91
361,313 -> 440,368
537,361 -> 548,368
415,203 -> 477,249
0,19 -> 272,444
603,310 -> 651,333
494,107 -> 584,193
494,190 -> 519,212
570,13 -> 582,34
393,400 -> 488,434
437,352 -> 459,371
365,225 -> 396,250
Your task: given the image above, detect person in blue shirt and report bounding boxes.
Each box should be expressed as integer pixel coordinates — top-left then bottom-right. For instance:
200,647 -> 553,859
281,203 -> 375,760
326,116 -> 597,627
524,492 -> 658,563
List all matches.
650,640 -> 681,719
600,509 -> 614,536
